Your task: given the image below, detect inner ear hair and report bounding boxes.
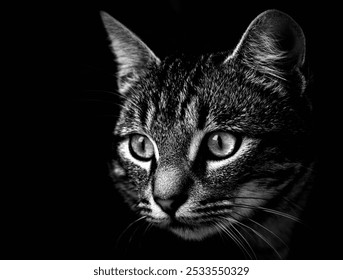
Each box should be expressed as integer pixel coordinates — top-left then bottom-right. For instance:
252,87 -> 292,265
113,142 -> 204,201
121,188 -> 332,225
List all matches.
100,11 -> 160,93
228,10 -> 306,80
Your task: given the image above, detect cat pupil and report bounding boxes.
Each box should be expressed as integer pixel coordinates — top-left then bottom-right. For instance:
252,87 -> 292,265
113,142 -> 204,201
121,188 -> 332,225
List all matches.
137,136 -> 145,152
214,134 -> 222,148
207,132 -> 237,158
129,134 -> 154,160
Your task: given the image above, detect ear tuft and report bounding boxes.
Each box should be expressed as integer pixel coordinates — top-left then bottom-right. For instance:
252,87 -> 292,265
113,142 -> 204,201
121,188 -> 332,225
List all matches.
100,11 -> 160,93
228,10 -> 306,80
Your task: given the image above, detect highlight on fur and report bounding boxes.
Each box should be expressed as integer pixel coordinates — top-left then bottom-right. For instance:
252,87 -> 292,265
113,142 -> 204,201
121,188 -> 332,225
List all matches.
102,9 -> 313,259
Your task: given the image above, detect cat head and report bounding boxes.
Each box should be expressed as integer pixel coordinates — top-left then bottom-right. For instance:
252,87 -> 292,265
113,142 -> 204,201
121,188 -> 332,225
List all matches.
101,10 -> 311,241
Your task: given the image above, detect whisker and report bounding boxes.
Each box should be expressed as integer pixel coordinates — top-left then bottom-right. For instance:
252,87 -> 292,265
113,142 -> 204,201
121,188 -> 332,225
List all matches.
230,222 -> 257,259
115,215 -> 147,251
228,217 -> 282,259
127,218 -> 147,246
135,221 -> 154,250
211,221 -> 226,244
282,197 -> 304,211
214,222 -> 243,256
232,195 -> 305,212
198,196 -> 303,215
234,211 -> 289,249
232,203 -> 303,224
228,196 -> 270,201
142,222 -> 154,238
215,221 -> 254,260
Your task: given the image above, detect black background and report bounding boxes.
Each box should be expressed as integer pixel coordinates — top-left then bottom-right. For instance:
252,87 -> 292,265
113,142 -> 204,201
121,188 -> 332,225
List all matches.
4,1 -> 343,259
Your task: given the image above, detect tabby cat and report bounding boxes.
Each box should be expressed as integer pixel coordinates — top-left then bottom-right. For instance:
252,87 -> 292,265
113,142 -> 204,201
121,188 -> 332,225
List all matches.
101,9 -> 314,259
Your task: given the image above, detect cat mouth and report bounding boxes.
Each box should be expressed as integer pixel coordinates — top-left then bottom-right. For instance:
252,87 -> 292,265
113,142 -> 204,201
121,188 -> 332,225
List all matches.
169,222 -> 219,240
147,216 -> 219,240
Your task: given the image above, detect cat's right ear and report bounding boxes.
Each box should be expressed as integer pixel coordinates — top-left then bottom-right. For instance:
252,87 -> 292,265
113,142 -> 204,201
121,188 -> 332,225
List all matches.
100,12 -> 160,93
226,10 -> 306,81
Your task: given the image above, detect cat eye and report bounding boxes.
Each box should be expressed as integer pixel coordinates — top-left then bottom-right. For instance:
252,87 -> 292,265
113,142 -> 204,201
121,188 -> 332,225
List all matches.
129,134 -> 155,161
207,131 -> 239,159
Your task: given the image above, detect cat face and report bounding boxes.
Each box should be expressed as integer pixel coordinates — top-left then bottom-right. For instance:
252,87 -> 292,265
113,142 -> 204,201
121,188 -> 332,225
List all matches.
102,10 -> 311,243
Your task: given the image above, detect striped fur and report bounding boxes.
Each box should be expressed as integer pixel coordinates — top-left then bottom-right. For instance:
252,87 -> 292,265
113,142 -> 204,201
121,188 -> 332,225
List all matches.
103,10 -> 314,259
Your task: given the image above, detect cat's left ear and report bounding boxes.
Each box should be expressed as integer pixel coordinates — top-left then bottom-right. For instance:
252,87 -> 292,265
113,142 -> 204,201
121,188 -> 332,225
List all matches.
101,12 -> 160,93
227,10 -> 305,80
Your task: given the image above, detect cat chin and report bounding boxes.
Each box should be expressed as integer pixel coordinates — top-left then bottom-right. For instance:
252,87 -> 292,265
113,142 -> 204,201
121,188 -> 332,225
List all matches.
169,225 -> 219,241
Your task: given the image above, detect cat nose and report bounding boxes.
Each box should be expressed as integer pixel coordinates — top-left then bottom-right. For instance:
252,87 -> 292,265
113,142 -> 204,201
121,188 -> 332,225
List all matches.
153,166 -> 190,215
155,198 -> 174,213
154,196 -> 187,216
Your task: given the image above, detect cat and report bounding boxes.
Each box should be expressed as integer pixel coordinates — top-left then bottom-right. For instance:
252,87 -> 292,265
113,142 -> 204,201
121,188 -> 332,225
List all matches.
101,9 -> 314,259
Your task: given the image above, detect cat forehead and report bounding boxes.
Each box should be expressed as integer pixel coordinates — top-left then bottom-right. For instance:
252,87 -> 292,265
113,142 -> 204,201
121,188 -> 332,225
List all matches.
118,67 -> 291,140
145,53 -> 282,96
137,55 -> 285,114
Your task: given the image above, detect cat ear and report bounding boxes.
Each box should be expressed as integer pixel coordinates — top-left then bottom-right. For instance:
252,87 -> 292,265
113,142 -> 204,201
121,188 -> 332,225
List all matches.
100,12 -> 160,93
227,10 -> 305,80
